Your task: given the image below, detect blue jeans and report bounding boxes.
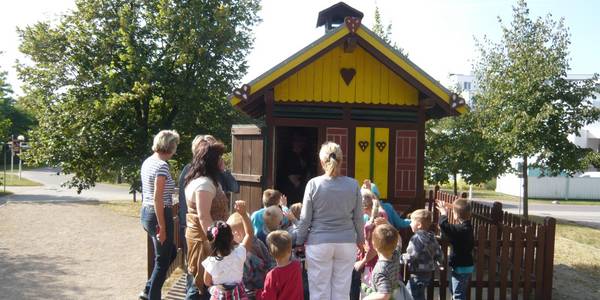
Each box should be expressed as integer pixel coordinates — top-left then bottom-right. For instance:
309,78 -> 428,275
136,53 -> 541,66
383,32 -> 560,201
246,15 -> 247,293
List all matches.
451,271 -> 471,300
407,273 -> 431,300
141,205 -> 176,300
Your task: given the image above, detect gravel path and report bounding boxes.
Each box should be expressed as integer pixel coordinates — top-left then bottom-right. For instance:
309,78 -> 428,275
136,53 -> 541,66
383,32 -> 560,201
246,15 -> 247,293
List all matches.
0,201 -> 146,299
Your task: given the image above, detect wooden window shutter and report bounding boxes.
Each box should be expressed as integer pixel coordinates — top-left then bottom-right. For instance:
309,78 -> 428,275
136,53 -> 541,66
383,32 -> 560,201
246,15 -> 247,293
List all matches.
231,125 -> 264,213
326,127 -> 348,176
394,130 -> 417,198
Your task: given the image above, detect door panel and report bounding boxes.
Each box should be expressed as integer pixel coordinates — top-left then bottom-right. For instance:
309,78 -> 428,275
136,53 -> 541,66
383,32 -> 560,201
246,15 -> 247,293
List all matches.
231,125 -> 264,213
354,127 -> 389,199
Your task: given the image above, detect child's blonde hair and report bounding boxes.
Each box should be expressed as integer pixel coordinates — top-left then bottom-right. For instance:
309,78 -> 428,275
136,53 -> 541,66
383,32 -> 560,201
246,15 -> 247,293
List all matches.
361,188 -> 376,209
410,209 -> 432,229
262,189 -> 282,207
266,230 -> 292,259
319,142 -> 343,177
372,224 -> 400,257
263,206 -> 283,232
226,212 -> 244,229
290,203 -> 302,220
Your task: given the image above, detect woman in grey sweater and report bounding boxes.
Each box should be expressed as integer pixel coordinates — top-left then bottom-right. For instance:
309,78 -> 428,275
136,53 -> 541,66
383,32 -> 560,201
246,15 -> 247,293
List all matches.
296,141 -> 365,300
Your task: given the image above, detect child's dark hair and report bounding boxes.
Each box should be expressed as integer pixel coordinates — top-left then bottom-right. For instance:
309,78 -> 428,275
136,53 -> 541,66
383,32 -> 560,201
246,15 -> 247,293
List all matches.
206,221 -> 233,260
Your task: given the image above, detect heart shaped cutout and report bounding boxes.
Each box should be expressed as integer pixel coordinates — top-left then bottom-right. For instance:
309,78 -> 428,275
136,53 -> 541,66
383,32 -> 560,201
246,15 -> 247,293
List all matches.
340,68 -> 356,86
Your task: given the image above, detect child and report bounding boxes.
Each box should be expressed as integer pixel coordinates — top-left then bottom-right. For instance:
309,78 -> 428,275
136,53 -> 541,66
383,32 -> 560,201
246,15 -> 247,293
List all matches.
228,212 -> 276,300
261,230 -> 303,300
251,189 -> 288,235
364,224 -> 412,300
436,199 -> 474,300
362,179 -> 411,230
202,200 -> 253,299
257,206 -> 283,245
351,189 -> 389,300
402,209 -> 444,300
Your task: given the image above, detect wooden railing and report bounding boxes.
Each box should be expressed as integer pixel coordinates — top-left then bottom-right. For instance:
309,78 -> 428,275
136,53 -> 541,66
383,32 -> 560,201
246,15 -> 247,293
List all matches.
403,187 -> 557,300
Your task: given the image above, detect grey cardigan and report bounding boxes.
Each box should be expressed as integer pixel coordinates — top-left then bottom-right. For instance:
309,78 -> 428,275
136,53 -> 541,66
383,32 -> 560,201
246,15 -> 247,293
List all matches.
295,175 -> 365,245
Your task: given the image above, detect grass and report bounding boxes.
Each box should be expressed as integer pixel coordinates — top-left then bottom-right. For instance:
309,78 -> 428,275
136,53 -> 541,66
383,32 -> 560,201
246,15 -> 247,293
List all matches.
0,191 -> 13,197
0,172 -> 42,186
98,200 -> 142,218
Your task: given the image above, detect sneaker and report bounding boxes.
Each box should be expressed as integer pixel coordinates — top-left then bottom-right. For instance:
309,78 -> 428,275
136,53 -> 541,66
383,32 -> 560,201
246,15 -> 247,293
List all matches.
138,291 -> 148,300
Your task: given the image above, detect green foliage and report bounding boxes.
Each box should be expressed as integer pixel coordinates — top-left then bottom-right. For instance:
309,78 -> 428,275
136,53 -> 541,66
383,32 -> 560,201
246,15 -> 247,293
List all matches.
18,0 -> 261,192
0,62 -> 36,139
372,6 -> 407,57
474,0 -> 600,215
425,111 -> 511,193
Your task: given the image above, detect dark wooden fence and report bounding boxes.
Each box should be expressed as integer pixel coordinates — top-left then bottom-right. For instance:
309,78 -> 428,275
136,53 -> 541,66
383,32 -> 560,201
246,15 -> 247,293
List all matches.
399,187 -> 556,300
147,202 -> 186,280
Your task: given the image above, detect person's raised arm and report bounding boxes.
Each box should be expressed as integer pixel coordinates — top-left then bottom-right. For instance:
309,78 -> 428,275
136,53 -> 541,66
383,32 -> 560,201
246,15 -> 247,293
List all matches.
353,184 -> 365,244
235,200 -> 254,251
154,175 -> 166,244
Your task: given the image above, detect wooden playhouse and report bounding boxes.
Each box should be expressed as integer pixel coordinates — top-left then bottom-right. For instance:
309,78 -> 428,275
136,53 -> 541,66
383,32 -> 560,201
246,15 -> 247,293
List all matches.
229,2 -> 466,213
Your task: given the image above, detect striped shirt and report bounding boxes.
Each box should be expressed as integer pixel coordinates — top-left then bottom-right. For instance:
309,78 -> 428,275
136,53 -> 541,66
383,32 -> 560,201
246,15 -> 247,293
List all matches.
141,155 -> 175,207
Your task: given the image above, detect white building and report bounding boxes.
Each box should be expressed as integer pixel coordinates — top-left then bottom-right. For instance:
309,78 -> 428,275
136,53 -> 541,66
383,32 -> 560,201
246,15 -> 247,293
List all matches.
449,73 -> 600,200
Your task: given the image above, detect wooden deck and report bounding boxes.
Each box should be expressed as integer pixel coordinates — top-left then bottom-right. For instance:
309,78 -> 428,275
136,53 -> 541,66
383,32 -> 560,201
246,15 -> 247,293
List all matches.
164,274 -> 187,300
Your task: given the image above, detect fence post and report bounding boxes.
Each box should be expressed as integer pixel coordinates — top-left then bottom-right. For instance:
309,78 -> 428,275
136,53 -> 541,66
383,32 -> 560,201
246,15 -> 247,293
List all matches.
491,201 -> 503,227
542,217 -> 556,300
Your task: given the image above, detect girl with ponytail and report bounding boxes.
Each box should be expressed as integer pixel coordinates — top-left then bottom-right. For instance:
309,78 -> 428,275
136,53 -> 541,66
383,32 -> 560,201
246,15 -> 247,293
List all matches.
202,200 -> 253,300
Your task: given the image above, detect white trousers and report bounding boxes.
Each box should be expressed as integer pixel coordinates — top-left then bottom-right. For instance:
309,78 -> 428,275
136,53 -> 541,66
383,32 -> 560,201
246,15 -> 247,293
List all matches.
305,243 -> 356,300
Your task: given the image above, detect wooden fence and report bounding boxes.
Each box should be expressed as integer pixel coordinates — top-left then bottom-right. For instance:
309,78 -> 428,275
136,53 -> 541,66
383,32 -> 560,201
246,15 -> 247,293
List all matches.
404,187 -> 557,300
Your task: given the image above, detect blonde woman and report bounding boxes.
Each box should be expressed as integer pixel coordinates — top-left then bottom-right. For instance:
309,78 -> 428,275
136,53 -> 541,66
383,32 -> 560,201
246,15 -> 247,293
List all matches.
139,130 -> 180,300
295,142 -> 364,300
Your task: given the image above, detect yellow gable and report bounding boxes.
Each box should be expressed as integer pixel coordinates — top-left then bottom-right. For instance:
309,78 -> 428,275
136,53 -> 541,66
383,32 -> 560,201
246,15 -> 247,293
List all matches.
274,45 -> 418,106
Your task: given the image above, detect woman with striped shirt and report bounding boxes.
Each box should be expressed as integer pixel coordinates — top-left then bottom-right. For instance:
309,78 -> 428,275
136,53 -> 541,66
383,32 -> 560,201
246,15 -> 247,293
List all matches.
139,130 -> 180,300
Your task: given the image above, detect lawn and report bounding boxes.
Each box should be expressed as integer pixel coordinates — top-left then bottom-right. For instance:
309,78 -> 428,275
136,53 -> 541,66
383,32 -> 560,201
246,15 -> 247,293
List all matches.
535,216 -> 600,299
0,173 -> 42,186
99,200 -> 142,218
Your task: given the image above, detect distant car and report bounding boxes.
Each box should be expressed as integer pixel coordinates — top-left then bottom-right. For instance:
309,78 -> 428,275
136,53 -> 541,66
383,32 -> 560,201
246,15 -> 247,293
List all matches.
578,172 -> 600,178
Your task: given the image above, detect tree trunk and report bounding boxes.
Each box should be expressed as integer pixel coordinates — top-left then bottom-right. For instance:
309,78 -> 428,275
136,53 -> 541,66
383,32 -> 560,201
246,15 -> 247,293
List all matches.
522,155 -> 528,218
453,172 -> 458,196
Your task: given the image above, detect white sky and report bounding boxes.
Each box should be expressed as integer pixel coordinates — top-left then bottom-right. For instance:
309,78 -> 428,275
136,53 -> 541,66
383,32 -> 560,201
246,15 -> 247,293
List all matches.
1,0 -> 598,97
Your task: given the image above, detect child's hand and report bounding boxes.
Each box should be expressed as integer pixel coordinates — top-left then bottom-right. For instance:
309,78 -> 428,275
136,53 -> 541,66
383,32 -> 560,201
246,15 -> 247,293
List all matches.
354,260 -> 365,272
279,194 -> 288,207
436,200 -> 447,216
234,200 -> 247,215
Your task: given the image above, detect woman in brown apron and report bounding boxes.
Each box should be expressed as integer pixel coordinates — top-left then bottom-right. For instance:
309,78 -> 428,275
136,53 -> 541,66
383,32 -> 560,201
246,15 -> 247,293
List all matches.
184,138 -> 229,297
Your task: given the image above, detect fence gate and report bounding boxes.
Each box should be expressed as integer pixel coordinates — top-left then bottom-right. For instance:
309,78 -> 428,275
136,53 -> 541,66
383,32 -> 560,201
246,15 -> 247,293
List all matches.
231,124 -> 265,213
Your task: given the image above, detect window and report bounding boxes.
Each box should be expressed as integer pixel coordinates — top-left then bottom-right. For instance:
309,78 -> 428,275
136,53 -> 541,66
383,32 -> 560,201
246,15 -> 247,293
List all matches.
463,81 -> 472,90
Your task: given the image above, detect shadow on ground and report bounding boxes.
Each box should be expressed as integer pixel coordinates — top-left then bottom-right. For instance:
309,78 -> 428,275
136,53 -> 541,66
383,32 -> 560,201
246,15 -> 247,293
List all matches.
553,263 -> 600,299
0,247 -> 95,299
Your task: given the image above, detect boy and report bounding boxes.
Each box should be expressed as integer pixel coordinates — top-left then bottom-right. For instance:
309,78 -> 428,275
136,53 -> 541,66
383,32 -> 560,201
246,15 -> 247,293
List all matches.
436,199 -> 474,300
363,224 -> 411,300
257,206 -> 284,244
251,189 -> 288,235
227,212 -> 276,299
402,209 -> 443,300
261,230 -> 303,300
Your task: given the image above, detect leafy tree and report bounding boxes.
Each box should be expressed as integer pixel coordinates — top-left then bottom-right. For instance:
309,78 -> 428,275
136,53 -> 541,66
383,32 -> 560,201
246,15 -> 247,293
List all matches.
18,0 -> 261,192
372,6 -> 407,56
474,0 -> 600,217
425,111 -> 511,195
0,59 -> 35,141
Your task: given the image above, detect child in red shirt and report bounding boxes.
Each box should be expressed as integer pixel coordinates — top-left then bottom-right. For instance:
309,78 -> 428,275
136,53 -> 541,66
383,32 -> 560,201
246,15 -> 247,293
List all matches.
261,230 -> 303,300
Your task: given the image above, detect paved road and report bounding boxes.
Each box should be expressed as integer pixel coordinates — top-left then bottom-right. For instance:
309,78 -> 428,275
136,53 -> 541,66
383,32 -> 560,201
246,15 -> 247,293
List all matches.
1,167 -> 132,204
474,198 -> 600,229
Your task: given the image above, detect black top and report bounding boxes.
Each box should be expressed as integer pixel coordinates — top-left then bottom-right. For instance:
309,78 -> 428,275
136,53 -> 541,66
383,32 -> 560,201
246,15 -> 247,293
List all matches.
439,215 -> 474,268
